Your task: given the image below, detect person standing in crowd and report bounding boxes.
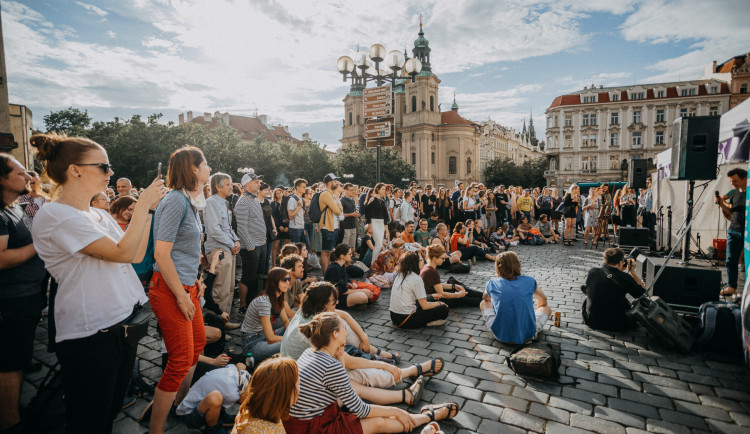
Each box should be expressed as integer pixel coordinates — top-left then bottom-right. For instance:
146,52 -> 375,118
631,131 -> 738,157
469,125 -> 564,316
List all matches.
561,184 -> 580,246
115,177 -> 137,199
235,169 -> 267,313
271,188 -> 287,268
461,186 -> 478,221
517,189 -> 534,223
549,188 -> 562,234
486,191 -> 498,232
716,168 -> 747,297
259,182 -> 278,274
0,155 -> 46,434
582,187 -> 601,247
317,173 -> 343,273
400,190 -> 416,227
204,172 -> 241,318
90,191 -> 110,210
620,185 -> 637,228
288,178 -> 307,245
495,186 -> 510,227
436,187 -> 451,224
451,181 -> 464,226
421,185 -> 437,219
340,183 -> 359,252
364,182 -> 389,263
149,146 -> 211,434
29,134 -> 165,434
16,170 -> 48,231
110,195 -> 137,232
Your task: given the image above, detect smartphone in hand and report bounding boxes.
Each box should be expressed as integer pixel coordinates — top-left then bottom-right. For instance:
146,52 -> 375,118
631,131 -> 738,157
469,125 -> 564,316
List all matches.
157,162 -> 163,179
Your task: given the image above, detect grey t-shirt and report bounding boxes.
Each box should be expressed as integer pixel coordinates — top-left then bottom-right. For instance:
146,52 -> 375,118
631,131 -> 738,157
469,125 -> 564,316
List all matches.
287,195 -> 305,229
536,220 -> 553,236
241,295 -> 272,335
729,189 -> 745,231
153,190 -> 202,286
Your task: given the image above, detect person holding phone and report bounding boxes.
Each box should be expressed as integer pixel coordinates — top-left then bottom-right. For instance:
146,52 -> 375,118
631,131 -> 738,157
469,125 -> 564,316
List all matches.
581,248 -> 646,332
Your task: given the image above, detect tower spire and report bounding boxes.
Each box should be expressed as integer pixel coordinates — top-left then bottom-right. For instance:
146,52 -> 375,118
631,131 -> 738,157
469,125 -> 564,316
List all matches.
451,93 -> 459,112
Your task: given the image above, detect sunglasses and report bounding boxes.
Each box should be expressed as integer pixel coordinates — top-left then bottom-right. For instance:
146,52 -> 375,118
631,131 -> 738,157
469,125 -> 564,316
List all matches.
76,163 -> 112,174
281,277 -> 291,282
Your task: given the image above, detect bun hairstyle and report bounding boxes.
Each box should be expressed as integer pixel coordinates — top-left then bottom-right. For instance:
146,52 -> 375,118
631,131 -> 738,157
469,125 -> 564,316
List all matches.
299,312 -> 340,349
30,133 -> 104,186
330,243 -> 350,262
426,243 -> 446,260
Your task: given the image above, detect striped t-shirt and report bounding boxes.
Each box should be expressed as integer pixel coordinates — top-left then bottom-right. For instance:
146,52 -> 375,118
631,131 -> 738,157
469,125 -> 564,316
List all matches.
289,348 -> 370,420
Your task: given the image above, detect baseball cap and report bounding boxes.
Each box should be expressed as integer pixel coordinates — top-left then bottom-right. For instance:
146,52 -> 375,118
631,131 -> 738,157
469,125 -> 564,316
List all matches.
240,168 -> 263,186
323,173 -> 339,184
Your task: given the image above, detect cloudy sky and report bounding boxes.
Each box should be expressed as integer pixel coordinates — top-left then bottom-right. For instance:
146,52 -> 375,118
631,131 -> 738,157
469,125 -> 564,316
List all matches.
3,0 -> 749,149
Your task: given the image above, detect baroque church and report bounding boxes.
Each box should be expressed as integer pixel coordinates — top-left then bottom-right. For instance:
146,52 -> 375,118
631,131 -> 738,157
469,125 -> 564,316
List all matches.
339,23 -> 542,186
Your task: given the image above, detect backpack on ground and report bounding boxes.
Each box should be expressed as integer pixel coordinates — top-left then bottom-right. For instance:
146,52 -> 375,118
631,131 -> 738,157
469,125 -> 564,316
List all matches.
132,192 -> 190,284
628,296 -> 694,353
22,363 -> 66,432
448,262 -> 470,274
695,301 -> 743,356
507,340 -> 562,381
308,192 -> 327,225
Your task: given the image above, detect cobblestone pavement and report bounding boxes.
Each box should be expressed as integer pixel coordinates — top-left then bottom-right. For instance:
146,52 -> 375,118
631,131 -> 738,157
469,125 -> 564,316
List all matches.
22,241 -> 750,433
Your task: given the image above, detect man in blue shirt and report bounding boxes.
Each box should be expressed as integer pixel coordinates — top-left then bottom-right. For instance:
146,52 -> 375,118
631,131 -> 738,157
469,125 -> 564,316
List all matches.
481,251 -> 551,344
450,181 -> 464,227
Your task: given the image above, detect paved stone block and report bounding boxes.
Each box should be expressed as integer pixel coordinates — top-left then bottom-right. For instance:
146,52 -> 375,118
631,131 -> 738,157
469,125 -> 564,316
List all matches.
460,399 -> 502,421
597,373 -> 642,391
645,418 -> 692,434
672,400 -> 732,422
565,366 -> 597,381
594,406 -> 645,429
632,372 -> 690,390
546,421 -> 595,434
675,370 -> 722,387
483,392 -> 529,412
454,385 -> 483,402
548,396 -> 593,415
477,419 -> 525,434
570,413 -> 626,434
528,402 -> 570,423
510,387 -> 548,404
426,379 -> 457,395
574,379 -> 618,397
704,419 -> 748,434
657,408 -> 707,430
643,383 -> 700,403
112,417 -> 148,434
448,410 -> 481,432
730,410 -> 750,427
606,397 -> 659,419
562,386 -> 607,406
589,363 -> 631,378
444,372 -> 478,388
500,408 -> 545,432
476,379 -> 512,394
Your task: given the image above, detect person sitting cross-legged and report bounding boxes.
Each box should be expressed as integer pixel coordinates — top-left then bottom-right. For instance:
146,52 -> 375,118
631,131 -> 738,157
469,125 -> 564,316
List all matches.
420,244 -> 484,308
390,251 -> 450,328
324,244 -> 381,308
480,251 -> 552,344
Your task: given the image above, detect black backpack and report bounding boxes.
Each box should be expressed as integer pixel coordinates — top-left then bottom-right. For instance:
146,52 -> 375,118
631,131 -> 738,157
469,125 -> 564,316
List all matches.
22,363 -> 66,432
695,301 -> 743,356
308,191 -> 327,224
280,194 -> 298,226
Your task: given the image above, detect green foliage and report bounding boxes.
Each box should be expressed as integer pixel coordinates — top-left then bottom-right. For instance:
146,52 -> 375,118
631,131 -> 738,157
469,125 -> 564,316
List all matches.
333,145 -> 415,188
43,107 -> 91,136
484,156 -> 547,188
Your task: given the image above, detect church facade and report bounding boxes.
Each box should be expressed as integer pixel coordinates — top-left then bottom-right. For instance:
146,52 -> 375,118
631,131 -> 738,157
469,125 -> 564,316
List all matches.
339,24 -> 542,187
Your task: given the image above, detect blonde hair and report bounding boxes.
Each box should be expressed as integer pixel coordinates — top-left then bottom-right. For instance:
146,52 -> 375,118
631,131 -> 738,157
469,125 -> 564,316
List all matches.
495,251 -> 522,281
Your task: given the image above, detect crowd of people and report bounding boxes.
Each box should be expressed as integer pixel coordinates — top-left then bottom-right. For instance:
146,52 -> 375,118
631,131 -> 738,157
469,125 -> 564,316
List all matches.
2,129 -> 711,434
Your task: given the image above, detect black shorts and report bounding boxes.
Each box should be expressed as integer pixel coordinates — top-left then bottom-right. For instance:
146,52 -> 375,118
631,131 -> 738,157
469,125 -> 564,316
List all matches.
336,293 -> 350,309
0,292 -> 43,372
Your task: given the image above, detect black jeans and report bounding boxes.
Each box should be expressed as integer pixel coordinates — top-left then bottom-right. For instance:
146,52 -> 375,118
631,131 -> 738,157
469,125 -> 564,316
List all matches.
390,304 -> 449,329
55,325 -> 137,434
458,245 -> 488,261
438,287 -> 484,308
240,245 -> 267,304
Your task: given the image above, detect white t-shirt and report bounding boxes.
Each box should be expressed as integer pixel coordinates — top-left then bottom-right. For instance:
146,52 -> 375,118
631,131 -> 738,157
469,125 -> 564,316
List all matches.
389,272 -> 426,315
176,364 -> 240,415
32,203 -> 147,342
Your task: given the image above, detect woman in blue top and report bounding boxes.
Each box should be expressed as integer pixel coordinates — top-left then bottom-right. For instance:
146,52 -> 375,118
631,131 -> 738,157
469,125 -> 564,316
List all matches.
480,251 -> 552,345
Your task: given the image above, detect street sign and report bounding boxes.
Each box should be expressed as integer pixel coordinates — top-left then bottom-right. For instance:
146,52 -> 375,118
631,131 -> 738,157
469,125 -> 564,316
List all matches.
366,138 -> 395,148
364,120 -> 392,139
363,84 -> 392,119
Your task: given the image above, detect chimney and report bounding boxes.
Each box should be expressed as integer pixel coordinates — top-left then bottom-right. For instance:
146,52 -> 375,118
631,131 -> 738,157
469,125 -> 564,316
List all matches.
204,112 -> 211,122
283,125 -> 289,133
712,60 -> 717,72
221,112 -> 229,126
187,111 -> 193,121
178,113 -> 184,125
258,114 -> 267,126
302,133 -> 310,141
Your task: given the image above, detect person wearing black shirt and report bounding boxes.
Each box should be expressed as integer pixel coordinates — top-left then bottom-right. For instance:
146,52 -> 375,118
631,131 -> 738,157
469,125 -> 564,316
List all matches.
582,248 -> 646,332
496,190 -> 510,226
716,168 -> 747,296
0,154 -> 46,433
420,185 -> 437,218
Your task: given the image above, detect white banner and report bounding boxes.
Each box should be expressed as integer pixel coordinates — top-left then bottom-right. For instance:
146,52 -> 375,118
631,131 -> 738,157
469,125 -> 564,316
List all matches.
656,148 -> 671,180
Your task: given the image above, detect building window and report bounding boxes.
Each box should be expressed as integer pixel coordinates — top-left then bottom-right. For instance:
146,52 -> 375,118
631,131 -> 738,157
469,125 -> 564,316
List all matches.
431,152 -> 435,164
547,117 -> 553,128
710,86 -> 718,94
411,133 -> 415,142
611,93 -> 619,102
429,96 -> 434,111
412,96 -> 417,112
632,132 -> 642,148
449,156 -> 457,174
583,95 -> 596,103
688,109 -> 696,117
656,109 -> 665,122
680,108 -> 688,117
611,112 -> 619,125
633,111 -> 641,124
710,106 -> 718,116
581,156 -> 590,171
582,114 -> 589,126
656,90 -> 665,98
564,115 -> 572,127
582,134 -> 597,148
609,155 -> 619,170
467,158 -> 472,174
431,133 -> 435,141
610,132 -> 619,147
590,114 -> 597,126
564,135 -> 572,148
591,156 -> 597,171
655,131 -> 664,145
411,153 -> 416,165
348,112 -> 352,126
741,84 -> 748,94
631,92 -> 645,100
681,88 -> 696,97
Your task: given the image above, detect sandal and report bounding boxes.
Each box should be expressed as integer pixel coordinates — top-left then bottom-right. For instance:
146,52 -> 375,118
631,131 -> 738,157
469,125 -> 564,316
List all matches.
420,402 -> 459,422
421,422 -> 441,434
402,375 -> 427,406
415,357 -> 444,377
375,347 -> 400,363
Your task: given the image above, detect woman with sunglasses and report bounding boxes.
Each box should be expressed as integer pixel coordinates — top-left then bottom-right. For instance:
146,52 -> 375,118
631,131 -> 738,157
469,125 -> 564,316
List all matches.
29,133 -> 165,434
241,267 -> 291,365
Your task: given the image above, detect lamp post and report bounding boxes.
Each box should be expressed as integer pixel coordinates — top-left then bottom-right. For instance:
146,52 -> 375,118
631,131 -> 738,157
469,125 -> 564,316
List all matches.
337,44 -> 422,184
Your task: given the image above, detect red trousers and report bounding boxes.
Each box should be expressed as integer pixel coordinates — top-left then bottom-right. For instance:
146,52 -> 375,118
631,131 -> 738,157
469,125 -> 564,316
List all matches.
149,272 -> 206,392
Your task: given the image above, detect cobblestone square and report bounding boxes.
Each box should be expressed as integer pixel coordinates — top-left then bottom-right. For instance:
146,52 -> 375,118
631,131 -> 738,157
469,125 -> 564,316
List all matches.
23,242 -> 750,433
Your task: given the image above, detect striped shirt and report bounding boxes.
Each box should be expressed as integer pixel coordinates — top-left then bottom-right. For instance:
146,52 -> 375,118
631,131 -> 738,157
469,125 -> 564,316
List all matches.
234,192 -> 266,249
289,348 -> 370,420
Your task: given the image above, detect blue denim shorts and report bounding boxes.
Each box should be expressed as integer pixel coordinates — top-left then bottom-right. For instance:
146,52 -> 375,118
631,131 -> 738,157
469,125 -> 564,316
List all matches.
321,228 -> 338,252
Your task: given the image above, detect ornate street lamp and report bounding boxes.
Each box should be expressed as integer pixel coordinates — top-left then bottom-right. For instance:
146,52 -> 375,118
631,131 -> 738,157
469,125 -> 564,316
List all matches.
337,44 -> 422,183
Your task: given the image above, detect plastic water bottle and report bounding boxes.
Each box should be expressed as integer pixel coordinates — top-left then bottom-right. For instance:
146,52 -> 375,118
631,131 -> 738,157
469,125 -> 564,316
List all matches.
245,352 -> 255,370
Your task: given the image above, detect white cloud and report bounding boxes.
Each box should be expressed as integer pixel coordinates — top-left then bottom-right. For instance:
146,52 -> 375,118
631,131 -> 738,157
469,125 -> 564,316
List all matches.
75,1 -> 107,18
107,30 -> 116,38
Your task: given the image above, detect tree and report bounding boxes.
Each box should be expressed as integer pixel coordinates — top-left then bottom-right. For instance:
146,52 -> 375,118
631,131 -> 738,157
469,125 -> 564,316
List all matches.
484,156 -> 547,188
43,107 -> 92,136
333,145 -> 415,187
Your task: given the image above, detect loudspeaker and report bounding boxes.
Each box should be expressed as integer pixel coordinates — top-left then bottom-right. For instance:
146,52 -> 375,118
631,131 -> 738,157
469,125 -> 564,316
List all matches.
618,227 -> 649,247
628,158 -> 648,189
670,115 -> 720,180
645,257 -> 720,308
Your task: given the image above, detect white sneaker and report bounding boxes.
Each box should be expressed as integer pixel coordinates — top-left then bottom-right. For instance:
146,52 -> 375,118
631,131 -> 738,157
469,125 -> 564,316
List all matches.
426,319 -> 447,326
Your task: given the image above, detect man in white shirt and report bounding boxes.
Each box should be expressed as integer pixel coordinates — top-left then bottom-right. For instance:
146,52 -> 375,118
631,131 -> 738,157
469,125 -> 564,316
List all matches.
287,178 -> 307,244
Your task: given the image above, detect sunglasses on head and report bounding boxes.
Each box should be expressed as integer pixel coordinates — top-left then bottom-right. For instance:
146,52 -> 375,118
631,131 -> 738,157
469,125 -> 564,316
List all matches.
281,277 -> 291,282
76,163 -> 112,174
